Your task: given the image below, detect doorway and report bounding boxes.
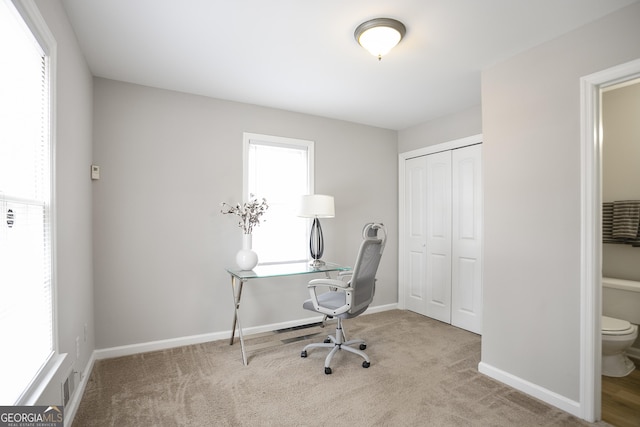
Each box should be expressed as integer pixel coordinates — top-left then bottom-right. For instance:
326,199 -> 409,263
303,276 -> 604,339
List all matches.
580,58 -> 640,422
600,78 -> 640,426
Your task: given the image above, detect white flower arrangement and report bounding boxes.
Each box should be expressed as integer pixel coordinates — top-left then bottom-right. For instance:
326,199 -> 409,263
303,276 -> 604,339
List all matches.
221,194 -> 269,234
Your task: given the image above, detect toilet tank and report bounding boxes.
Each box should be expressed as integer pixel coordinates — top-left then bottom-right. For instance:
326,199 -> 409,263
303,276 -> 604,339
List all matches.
602,277 -> 640,325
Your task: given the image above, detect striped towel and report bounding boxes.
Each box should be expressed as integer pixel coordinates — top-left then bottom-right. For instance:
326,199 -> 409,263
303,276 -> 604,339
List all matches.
603,202 -> 615,243
612,200 -> 640,239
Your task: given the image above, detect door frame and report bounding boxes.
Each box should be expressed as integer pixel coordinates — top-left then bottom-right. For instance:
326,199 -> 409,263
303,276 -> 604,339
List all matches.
579,58 -> 640,421
398,133 -> 482,310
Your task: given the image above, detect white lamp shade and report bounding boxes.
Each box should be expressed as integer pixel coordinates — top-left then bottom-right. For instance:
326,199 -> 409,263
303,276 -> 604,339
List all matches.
298,194 -> 335,218
358,26 -> 402,57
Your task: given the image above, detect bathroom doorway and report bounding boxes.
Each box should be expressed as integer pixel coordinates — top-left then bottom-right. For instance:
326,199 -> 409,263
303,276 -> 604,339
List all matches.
600,77 -> 640,427
580,59 -> 640,423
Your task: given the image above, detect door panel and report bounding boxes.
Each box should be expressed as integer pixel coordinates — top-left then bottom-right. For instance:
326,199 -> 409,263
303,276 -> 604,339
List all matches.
425,151 -> 452,323
451,145 -> 483,333
405,157 -> 428,313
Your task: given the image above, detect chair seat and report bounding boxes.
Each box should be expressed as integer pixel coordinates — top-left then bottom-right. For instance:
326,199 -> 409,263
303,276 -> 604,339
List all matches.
303,291 -> 368,319
303,291 -> 346,311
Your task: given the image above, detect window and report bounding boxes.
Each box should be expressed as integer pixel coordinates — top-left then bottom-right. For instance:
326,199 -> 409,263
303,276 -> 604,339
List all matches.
244,133 -> 314,264
0,0 -> 55,405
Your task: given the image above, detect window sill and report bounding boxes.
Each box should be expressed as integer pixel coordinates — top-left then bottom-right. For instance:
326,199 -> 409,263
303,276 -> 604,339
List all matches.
16,352 -> 67,405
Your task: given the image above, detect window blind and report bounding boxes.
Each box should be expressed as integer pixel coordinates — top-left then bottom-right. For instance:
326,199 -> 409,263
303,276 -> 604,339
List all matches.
0,0 -> 53,404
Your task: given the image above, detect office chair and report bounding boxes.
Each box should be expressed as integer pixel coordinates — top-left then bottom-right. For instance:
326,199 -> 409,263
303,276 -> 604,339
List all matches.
300,223 -> 387,374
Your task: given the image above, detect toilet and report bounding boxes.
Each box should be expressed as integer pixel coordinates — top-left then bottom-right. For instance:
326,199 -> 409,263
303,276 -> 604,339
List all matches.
602,277 -> 640,377
601,315 -> 638,377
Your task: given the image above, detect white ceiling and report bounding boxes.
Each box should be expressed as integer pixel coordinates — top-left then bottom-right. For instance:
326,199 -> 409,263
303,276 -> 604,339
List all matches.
60,0 -> 638,130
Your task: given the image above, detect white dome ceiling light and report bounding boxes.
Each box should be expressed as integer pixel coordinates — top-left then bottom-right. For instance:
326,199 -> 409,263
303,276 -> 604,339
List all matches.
354,18 -> 406,60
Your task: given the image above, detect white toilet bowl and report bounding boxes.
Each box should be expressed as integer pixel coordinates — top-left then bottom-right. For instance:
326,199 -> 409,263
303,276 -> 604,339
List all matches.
602,315 -> 638,377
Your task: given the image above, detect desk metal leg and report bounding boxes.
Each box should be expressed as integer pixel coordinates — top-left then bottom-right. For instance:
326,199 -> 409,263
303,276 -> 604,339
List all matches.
230,276 -> 243,344
229,275 -> 247,365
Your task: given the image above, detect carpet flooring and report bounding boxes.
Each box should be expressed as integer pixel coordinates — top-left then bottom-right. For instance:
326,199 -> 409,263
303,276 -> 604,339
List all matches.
72,310 -> 611,426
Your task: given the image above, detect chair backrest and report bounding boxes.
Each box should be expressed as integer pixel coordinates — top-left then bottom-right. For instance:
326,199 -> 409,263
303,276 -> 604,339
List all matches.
349,223 -> 387,315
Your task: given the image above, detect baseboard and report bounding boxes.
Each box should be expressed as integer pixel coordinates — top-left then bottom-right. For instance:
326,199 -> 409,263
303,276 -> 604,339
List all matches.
94,303 -> 398,361
478,362 -> 581,418
364,303 -> 397,314
63,351 -> 96,427
94,330 -> 232,360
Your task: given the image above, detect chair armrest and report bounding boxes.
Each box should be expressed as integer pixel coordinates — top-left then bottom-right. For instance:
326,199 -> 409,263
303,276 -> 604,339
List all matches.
308,278 -> 350,289
306,279 -> 354,317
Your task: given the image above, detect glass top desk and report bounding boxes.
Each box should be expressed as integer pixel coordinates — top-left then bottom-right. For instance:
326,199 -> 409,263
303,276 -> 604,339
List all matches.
226,261 -> 351,365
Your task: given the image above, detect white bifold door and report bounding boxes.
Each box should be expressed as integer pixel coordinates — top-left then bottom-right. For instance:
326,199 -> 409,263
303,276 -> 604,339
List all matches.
404,144 -> 482,334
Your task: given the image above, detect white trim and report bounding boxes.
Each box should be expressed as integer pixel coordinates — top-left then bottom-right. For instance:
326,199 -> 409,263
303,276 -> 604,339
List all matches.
478,362 -> 581,418
400,134 -> 483,160
579,58 -> 640,422
94,303 -> 397,360
579,68 -> 601,424
16,353 -> 67,405
397,134 -> 482,311
95,330 -> 234,360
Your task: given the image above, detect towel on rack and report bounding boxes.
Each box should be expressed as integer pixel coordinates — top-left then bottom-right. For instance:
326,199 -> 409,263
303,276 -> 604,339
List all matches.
603,202 -> 615,243
612,200 -> 640,239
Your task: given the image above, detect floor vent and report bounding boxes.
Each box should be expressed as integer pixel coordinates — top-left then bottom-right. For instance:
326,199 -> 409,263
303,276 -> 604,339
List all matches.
62,367 -> 77,406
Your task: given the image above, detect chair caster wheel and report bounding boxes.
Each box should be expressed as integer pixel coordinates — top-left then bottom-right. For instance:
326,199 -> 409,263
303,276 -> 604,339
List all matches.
301,351 -> 307,358
325,367 -> 332,375
362,361 -> 370,368
359,344 -> 366,350
324,338 -> 331,344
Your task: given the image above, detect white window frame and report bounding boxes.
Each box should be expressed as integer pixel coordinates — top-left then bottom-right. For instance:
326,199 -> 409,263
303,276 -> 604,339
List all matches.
243,133 -> 314,264
2,0 -> 64,405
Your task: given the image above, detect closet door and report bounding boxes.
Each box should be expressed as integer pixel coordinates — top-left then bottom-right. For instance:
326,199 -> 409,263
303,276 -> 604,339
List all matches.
424,151 -> 452,323
451,145 -> 483,333
404,156 -> 428,314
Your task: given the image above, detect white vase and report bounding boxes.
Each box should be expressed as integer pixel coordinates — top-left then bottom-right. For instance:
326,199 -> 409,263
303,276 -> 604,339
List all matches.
236,233 -> 258,270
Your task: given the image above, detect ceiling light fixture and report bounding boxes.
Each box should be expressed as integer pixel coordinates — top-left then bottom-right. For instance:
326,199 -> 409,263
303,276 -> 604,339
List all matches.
354,17 -> 406,61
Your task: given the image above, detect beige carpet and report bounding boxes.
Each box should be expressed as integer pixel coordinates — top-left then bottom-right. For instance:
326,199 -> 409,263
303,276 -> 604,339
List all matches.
73,310 -> 609,426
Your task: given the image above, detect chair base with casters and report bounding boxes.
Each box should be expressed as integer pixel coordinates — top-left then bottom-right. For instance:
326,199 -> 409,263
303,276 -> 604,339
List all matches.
300,223 -> 386,374
300,316 -> 370,374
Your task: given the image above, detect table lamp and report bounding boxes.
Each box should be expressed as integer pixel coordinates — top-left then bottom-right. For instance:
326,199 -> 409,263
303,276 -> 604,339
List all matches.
298,194 -> 335,267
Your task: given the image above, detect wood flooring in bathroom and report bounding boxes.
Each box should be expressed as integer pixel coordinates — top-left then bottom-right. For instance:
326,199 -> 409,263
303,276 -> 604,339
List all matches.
601,359 -> 640,427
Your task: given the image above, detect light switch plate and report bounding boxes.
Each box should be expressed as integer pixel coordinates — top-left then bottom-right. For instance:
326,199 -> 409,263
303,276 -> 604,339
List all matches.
91,164 -> 100,180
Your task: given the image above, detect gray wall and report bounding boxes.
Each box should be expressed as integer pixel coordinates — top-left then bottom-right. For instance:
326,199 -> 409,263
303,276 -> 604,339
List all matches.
602,81 -> 640,282
92,78 -> 398,349
33,0 -> 95,404
481,2 -> 640,402
398,105 -> 482,153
